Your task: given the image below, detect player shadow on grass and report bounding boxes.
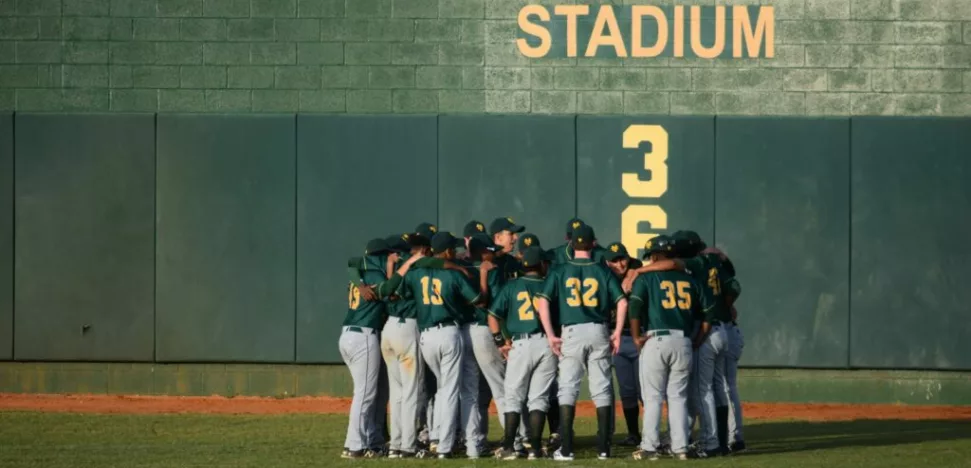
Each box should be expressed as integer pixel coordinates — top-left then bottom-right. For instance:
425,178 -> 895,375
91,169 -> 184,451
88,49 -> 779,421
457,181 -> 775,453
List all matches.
742,420 -> 971,454
562,420 -> 971,456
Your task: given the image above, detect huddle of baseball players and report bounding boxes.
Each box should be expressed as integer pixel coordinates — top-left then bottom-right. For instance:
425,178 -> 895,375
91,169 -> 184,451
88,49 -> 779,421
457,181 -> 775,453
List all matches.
339,217 -> 745,461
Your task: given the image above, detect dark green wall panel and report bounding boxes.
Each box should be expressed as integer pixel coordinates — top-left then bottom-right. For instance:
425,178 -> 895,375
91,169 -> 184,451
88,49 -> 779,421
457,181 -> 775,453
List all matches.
438,116 -> 575,248
0,114 -> 11,360
850,118 -> 971,370
296,115 -> 437,363
156,115 -> 295,362
14,114 -> 155,361
577,117 -> 714,258
715,117 -> 850,368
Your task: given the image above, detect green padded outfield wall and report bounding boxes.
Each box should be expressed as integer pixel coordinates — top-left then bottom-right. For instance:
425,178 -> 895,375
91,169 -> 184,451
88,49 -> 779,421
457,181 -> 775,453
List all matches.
14,114 -> 155,361
715,118 -> 850,368
155,115 -> 295,363
577,117 -> 714,258
438,116 -> 575,247
850,118 -> 971,371
0,114 -> 11,360
296,115 -> 437,363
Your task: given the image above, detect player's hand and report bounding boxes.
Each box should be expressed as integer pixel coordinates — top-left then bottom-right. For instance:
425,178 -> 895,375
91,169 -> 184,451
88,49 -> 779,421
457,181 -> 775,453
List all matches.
622,271 -> 639,294
388,252 -> 400,264
359,284 -> 378,302
635,336 -> 648,351
499,342 -> 511,360
610,332 -> 621,355
548,336 -> 563,357
479,260 -> 496,273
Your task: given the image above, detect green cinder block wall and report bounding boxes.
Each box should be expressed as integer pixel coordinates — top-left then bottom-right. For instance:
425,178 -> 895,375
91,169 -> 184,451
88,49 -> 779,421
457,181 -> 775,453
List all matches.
1,0 -> 970,115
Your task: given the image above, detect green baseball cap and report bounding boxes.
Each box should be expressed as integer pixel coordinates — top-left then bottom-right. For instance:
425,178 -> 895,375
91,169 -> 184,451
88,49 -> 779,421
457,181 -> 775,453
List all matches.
463,220 -> 487,238
671,230 -> 706,257
642,235 -> 675,259
365,238 -> 391,256
468,233 -> 501,253
489,217 -> 525,235
385,234 -> 411,253
570,224 -> 596,245
517,233 -> 542,252
565,217 -> 585,238
604,242 -> 630,261
431,231 -> 463,254
415,222 -> 438,239
520,246 -> 546,269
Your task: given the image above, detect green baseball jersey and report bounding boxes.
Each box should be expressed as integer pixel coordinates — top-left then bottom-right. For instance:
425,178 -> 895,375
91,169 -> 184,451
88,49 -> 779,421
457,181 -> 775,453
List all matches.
488,275 -> 546,335
628,270 -> 706,334
343,268 -> 389,330
466,260 -> 503,326
388,253 -> 415,319
550,244 -> 607,265
537,258 -> 625,326
683,254 -> 734,324
401,267 -> 481,330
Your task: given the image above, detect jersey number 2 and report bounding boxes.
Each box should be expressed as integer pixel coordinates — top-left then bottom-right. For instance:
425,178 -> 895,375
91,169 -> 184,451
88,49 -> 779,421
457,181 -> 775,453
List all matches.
517,291 -> 540,320
660,280 -> 691,310
420,276 -> 444,305
565,278 -> 599,307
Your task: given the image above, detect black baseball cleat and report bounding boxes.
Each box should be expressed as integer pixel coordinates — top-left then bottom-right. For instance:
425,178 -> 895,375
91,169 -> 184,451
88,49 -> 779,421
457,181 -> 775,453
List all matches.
730,440 -> 747,453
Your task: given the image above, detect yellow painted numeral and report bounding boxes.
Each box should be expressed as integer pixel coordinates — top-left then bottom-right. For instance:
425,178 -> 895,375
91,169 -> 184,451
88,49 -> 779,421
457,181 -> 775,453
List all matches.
660,280 -> 691,310
420,276 -> 444,306
517,291 -> 540,321
621,205 -> 668,259
707,267 -> 722,296
565,278 -> 600,307
348,285 -> 361,310
622,125 -> 669,198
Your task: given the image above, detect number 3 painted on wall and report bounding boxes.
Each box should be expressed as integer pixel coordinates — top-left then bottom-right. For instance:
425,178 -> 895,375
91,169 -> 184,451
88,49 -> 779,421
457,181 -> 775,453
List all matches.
622,125 -> 669,198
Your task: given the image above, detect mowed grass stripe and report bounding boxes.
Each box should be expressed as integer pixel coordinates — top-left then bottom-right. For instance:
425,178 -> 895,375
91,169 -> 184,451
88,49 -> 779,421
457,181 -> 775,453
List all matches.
1,413 -> 970,467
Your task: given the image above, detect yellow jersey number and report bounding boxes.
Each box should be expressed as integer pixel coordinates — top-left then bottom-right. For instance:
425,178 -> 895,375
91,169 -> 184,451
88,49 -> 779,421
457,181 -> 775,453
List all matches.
707,268 -> 722,296
348,285 -> 361,310
565,278 -> 599,307
517,291 -> 540,321
660,280 -> 691,310
420,276 -> 444,305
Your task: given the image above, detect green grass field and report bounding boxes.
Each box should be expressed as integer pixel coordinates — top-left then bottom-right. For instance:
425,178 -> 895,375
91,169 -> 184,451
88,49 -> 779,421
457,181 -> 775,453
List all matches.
2,412 -> 970,467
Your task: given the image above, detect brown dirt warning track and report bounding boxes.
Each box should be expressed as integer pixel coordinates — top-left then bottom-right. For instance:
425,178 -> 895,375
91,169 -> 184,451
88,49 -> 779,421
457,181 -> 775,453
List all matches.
1,393 -> 970,421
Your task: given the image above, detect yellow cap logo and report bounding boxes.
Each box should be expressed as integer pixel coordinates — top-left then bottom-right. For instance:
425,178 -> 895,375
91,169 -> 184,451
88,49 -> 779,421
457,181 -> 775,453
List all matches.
611,244 -> 619,252
572,221 -> 581,229
402,233 -> 409,240
645,240 -> 653,250
577,236 -> 583,243
507,217 -> 515,223
524,237 -> 533,246
476,223 -> 484,232
429,225 -> 437,233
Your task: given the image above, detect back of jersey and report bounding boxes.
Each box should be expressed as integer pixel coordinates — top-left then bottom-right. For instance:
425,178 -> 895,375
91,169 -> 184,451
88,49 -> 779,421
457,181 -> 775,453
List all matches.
404,268 -> 479,330
344,268 -> 388,329
631,270 -> 704,334
539,258 -> 624,326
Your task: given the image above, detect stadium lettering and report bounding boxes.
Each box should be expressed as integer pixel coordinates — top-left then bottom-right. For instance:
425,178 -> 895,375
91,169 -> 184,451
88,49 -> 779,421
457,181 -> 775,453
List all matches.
517,4 -> 775,59
621,125 -> 668,258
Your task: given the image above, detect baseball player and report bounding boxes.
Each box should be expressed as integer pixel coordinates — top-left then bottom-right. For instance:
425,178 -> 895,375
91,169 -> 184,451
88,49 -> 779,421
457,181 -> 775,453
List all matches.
604,242 -> 645,447
398,231 -> 483,459
461,220 -> 488,261
626,235 -> 707,461
549,218 -> 608,265
700,246 -> 745,453
515,233 -> 562,448
536,223 -> 628,461
340,238 -> 425,459
463,233 -> 529,453
671,231 -> 736,457
488,246 -> 557,460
